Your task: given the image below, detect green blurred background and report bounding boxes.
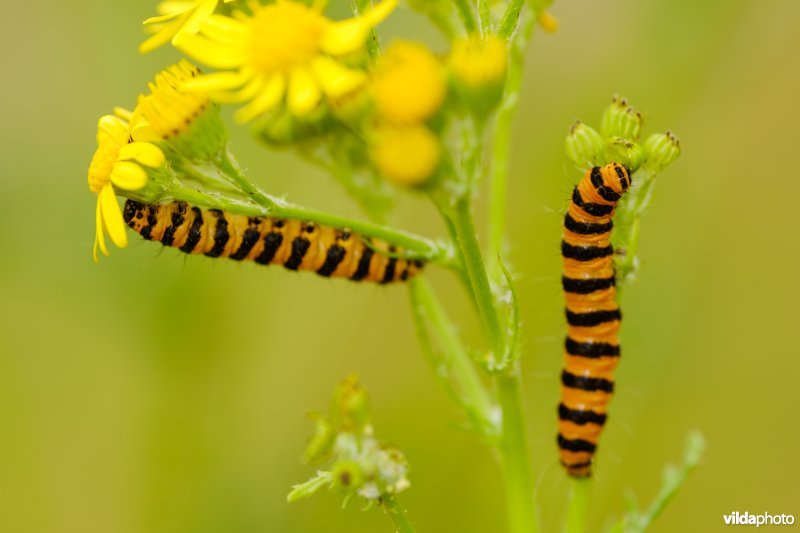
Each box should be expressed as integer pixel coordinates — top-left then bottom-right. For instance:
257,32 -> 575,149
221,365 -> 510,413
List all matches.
2,1 -> 798,531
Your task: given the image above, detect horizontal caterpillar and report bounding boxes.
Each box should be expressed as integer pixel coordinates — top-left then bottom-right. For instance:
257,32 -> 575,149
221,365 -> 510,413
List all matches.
558,162 -> 631,477
123,200 -> 424,283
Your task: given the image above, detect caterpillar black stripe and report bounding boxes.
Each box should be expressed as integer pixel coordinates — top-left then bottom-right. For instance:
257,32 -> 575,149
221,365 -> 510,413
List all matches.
558,162 -> 631,477
123,200 -> 424,283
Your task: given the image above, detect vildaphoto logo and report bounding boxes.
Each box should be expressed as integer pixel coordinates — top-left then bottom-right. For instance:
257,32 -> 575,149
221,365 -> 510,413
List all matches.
723,512 -> 795,527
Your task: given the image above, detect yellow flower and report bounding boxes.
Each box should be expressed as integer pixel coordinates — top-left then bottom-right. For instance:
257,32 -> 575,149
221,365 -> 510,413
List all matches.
449,34 -> 507,88
372,41 -> 446,125
137,60 -> 210,139
87,112 -> 165,262
537,10 -> 559,33
371,125 -> 441,187
178,0 -> 397,122
140,0 -> 237,53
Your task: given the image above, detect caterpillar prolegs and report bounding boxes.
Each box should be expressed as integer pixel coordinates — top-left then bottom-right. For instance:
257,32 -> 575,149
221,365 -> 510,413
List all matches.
558,162 -> 631,477
123,200 -> 424,283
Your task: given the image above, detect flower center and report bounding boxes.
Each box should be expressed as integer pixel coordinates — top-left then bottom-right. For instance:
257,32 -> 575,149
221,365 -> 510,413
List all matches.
247,3 -> 327,75
88,139 -> 122,193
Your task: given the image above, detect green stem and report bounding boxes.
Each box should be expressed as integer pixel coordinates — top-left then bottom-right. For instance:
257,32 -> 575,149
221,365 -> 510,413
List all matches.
382,494 -> 415,533
498,0 -> 527,40
453,0 -> 478,33
478,0 -> 491,34
218,150 -> 279,211
566,478 -> 592,533
497,370 -> 538,533
352,0 -> 381,60
164,184 -> 447,263
613,169 -> 657,285
452,198 -> 506,358
409,277 -> 496,434
487,13 -> 537,282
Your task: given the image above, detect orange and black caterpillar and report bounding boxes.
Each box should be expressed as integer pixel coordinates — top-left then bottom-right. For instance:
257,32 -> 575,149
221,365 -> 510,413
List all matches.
123,200 -> 424,283
558,162 -> 631,477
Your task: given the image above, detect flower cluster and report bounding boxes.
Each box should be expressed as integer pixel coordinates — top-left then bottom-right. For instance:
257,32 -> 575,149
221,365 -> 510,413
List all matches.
86,61 -> 230,261
369,41 -> 447,187
565,95 -> 681,174
288,375 -> 411,505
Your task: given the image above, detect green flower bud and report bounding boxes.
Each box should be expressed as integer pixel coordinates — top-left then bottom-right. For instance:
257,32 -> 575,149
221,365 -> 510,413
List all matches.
303,414 -> 335,464
331,374 -> 371,433
600,95 -> 643,140
605,137 -> 645,172
254,105 -> 334,147
331,460 -> 365,492
642,131 -> 681,172
565,121 -> 604,168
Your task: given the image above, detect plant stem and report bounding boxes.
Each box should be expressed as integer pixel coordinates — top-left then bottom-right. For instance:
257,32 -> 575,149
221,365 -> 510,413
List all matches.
497,370 -> 538,533
452,198 -> 506,358
498,0 -> 527,40
409,277 -> 496,434
478,0 -> 491,34
566,478 -> 592,533
382,494 -> 416,533
453,0 -> 478,34
351,0 -> 381,60
163,183 -> 446,263
488,11 -> 537,282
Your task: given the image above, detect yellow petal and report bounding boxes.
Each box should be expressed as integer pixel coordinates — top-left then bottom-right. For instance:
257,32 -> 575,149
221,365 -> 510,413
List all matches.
177,32 -> 246,69
100,185 -> 128,249
176,0 -> 218,38
97,115 -> 127,144
119,142 -> 165,168
140,15 -> 188,54
310,56 -> 366,98
157,1 -> 197,16
199,14 -> 246,45
184,70 -> 249,93
94,197 -> 109,262
321,0 -> 396,56
110,161 -> 148,191
287,68 -> 321,116
143,9 -> 184,25
234,75 -> 286,122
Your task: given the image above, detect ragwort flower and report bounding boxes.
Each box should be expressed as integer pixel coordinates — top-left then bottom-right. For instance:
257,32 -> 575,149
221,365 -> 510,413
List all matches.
87,111 -> 164,262
136,60 -> 210,139
179,0 -> 397,122
140,0 -> 238,53
372,41 -> 446,125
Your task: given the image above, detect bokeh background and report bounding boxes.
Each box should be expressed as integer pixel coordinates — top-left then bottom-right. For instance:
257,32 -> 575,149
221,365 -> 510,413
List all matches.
2,1 -> 799,531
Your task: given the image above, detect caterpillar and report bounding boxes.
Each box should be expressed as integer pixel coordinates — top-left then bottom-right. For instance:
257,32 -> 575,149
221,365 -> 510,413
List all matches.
558,162 -> 631,477
122,200 -> 424,283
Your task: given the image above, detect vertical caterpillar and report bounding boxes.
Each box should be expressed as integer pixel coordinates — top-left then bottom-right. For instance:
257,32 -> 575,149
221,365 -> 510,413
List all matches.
558,162 -> 631,477
122,200 -> 424,283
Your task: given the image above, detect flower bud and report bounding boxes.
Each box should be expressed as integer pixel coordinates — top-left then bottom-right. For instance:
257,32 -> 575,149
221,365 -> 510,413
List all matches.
332,374 -> 371,433
537,10 -> 559,33
331,460 -> 365,492
642,130 -> 681,172
605,137 -> 645,172
303,414 -> 335,464
254,106 -> 333,147
373,41 -> 446,125
565,121 -> 604,168
449,34 -> 508,117
371,125 -> 441,187
600,95 -> 642,140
